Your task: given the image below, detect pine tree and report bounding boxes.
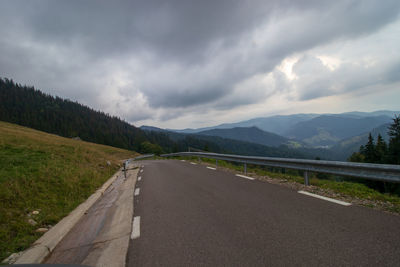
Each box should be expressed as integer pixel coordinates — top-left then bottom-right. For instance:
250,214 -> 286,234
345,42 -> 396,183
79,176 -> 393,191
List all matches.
387,115 -> 400,164
375,134 -> 387,163
348,152 -> 365,163
359,145 -> 365,155
364,133 -> 376,163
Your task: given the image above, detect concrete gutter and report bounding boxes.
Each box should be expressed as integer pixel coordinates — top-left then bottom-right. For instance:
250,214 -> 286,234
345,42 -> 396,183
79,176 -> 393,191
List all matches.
80,163 -> 138,267
13,166 -> 126,264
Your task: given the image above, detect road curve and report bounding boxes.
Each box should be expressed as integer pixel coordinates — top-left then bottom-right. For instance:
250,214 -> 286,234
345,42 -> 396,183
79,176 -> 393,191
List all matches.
127,160 -> 400,266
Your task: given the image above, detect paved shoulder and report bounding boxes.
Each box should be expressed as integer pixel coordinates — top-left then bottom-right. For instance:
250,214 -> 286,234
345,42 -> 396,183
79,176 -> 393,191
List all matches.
45,164 -> 138,267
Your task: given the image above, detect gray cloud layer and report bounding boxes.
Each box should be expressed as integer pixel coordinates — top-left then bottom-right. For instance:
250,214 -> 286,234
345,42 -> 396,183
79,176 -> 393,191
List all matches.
1,0 -> 400,126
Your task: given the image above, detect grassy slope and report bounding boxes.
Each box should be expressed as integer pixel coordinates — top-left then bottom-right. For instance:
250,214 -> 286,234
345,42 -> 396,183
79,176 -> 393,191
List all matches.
0,121 -> 138,260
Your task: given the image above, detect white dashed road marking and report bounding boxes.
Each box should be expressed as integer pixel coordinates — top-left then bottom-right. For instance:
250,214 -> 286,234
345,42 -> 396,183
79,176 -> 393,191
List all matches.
207,167 -> 216,170
140,169 -> 143,173
235,174 -> 255,180
190,162 -> 197,165
181,160 -> 186,162
131,216 -> 141,240
138,176 -> 142,181
135,188 -> 140,196
298,190 -> 351,206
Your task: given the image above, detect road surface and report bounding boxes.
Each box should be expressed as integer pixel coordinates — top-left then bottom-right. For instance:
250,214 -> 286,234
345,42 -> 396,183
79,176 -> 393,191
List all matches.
127,160 -> 400,266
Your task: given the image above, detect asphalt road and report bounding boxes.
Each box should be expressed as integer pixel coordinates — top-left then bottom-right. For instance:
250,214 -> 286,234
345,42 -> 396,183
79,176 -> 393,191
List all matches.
127,160 -> 400,266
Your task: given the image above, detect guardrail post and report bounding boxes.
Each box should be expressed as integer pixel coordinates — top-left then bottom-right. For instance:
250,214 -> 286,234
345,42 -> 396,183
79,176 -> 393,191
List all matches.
216,159 -> 218,168
123,161 -> 127,178
244,163 -> 247,175
304,171 -> 309,186
198,157 -> 201,163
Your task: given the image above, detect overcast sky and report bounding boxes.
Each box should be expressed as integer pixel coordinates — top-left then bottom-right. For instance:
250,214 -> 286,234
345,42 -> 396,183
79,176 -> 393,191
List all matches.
1,0 -> 400,129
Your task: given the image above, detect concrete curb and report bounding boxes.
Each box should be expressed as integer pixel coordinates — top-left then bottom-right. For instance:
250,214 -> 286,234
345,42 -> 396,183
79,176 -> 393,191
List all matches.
13,167 -> 125,264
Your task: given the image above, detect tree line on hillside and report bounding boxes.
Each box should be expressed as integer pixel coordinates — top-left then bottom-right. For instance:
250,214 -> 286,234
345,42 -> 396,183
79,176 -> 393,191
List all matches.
349,115 -> 400,165
0,78 -> 172,153
0,77 -> 309,158
348,115 -> 400,195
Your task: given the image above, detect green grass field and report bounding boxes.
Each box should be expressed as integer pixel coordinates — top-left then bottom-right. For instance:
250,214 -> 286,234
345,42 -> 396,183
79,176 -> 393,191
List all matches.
0,121 -> 138,261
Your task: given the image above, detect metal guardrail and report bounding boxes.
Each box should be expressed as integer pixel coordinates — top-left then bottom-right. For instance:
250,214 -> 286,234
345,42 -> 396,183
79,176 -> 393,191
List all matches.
133,154 -> 155,161
161,152 -> 400,185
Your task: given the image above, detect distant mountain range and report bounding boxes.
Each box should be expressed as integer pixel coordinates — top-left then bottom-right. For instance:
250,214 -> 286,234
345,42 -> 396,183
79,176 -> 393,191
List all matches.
196,127 -> 289,147
139,126 -> 306,157
168,110 -> 398,135
141,110 -> 399,160
169,113 -> 318,135
284,115 -> 391,147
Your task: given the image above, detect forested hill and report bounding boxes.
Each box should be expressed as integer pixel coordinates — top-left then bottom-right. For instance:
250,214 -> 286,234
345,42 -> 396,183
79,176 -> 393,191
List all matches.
0,77 -> 318,159
0,78 -> 173,152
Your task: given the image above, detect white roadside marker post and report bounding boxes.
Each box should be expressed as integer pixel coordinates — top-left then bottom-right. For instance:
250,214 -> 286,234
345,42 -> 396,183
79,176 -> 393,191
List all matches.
304,171 -> 309,186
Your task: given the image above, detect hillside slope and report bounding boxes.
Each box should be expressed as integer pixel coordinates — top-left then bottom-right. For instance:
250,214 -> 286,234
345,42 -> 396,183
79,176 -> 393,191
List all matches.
285,115 -> 392,147
0,78 -> 173,153
0,121 -> 137,260
141,127 -> 317,159
330,123 -> 390,160
197,127 -> 289,147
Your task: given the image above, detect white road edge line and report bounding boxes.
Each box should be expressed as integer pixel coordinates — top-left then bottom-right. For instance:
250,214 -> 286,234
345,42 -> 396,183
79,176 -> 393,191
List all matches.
235,174 -> 255,180
298,190 -> 351,206
190,162 -> 197,165
131,216 -> 140,240
207,166 -> 216,170
134,188 -> 140,196
138,176 -> 142,181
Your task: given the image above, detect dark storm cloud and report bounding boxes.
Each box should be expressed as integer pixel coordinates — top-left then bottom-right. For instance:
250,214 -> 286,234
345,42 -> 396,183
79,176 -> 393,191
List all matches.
292,55 -> 400,101
7,0 -> 271,60
1,0 -> 400,123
